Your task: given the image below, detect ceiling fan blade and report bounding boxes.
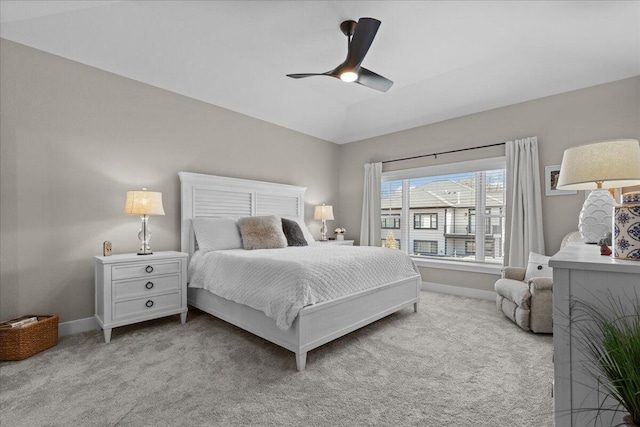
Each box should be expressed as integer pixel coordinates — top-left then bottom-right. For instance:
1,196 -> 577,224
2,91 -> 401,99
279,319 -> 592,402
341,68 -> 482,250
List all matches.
343,18 -> 381,70
286,73 -> 329,79
355,67 -> 394,92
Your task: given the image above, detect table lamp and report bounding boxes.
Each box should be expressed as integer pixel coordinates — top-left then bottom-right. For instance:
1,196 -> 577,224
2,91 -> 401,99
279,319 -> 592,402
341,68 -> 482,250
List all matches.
556,139 -> 640,243
123,188 -> 165,255
314,204 -> 334,241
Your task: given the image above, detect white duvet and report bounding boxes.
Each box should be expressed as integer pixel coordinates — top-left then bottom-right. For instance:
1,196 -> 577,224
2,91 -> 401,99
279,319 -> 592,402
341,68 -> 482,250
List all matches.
188,245 -> 420,330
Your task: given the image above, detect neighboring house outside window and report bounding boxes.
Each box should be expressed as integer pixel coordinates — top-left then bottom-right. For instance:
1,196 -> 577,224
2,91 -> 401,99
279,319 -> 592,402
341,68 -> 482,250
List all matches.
414,213 -> 438,229
381,215 -> 400,229
380,157 -> 505,265
414,240 -> 438,255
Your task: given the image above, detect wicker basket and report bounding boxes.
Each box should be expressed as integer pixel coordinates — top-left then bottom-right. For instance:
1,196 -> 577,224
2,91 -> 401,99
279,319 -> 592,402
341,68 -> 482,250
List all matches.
0,315 -> 58,361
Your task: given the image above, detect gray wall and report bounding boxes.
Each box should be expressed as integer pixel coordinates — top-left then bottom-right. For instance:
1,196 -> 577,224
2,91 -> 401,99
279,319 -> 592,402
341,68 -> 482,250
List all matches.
2,38 -> 639,323
0,40 -> 339,322
338,76 -> 640,291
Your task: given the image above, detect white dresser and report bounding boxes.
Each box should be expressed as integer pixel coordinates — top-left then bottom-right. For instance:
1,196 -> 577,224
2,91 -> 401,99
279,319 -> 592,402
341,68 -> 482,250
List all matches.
550,243 -> 640,427
94,251 -> 188,343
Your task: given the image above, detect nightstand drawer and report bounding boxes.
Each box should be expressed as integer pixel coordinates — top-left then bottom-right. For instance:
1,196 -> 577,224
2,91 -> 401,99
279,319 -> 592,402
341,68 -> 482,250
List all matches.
113,275 -> 180,300
111,260 -> 181,280
114,292 -> 181,320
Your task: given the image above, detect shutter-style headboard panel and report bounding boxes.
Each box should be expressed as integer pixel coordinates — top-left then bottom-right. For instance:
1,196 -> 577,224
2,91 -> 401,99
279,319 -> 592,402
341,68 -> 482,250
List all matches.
179,172 -> 306,259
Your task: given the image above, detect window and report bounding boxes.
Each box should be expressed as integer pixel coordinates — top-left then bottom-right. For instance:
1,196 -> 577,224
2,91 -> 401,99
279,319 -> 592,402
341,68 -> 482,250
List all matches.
414,213 -> 437,229
414,240 -> 438,255
468,209 -> 492,234
380,157 -> 505,265
465,241 -> 476,255
381,215 -> 400,229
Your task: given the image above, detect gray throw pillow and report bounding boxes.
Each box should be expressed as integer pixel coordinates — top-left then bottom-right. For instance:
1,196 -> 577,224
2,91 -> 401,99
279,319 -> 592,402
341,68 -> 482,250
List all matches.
238,215 -> 288,250
281,218 -> 308,246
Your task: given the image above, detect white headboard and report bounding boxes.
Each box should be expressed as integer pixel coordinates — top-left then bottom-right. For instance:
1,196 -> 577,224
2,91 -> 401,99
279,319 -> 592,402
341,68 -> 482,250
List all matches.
179,172 -> 307,259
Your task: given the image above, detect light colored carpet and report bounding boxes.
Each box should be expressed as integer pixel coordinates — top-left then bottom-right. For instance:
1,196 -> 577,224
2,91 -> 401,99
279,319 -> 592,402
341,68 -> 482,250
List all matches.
1,291 -> 553,426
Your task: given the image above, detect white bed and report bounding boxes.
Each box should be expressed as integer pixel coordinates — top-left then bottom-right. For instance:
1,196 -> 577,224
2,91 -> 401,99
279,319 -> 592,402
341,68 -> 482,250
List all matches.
180,172 -> 421,371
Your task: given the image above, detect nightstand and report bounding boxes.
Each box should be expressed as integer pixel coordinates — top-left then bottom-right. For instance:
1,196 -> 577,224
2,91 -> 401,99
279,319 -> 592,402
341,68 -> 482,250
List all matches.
94,251 -> 188,343
320,240 -> 354,246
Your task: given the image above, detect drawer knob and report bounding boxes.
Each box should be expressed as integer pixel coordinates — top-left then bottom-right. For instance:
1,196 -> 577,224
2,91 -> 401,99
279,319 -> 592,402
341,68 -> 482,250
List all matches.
145,300 -> 154,308
145,281 -> 154,290
145,266 -> 154,273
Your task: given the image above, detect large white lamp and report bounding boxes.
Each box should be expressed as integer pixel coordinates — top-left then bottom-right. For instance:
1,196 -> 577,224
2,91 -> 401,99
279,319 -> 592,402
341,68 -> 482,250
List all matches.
124,188 -> 165,255
314,204 -> 334,241
556,139 -> 640,243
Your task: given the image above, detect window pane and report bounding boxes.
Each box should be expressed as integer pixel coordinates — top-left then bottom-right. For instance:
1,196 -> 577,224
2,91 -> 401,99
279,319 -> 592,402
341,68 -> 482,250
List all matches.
381,165 -> 505,264
381,180 -> 403,246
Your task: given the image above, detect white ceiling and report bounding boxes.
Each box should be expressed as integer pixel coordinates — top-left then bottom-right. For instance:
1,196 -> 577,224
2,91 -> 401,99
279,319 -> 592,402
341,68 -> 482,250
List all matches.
1,1 -> 639,144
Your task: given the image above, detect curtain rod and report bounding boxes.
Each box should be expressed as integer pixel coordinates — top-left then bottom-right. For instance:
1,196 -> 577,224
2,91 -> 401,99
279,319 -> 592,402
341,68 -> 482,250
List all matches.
381,142 -> 506,164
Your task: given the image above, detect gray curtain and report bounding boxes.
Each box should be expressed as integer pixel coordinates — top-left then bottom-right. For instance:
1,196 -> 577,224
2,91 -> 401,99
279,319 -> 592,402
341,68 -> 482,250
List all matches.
505,137 -> 546,267
359,162 -> 382,246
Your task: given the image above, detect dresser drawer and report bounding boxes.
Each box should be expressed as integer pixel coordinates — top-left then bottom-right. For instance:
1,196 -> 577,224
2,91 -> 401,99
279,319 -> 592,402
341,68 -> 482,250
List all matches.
113,274 -> 180,300
111,260 -> 181,280
114,292 -> 181,320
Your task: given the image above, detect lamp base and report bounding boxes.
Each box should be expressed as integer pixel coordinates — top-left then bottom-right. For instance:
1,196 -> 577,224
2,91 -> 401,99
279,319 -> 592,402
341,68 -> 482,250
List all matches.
137,215 -> 154,255
579,189 -> 616,244
319,219 -> 328,241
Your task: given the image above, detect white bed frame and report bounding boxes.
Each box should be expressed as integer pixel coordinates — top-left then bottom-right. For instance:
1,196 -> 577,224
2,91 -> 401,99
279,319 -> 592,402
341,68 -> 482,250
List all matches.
179,172 -> 421,371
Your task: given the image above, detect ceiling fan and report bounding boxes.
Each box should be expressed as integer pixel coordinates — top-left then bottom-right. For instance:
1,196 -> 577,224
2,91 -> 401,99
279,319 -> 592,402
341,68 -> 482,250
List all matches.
287,17 -> 393,92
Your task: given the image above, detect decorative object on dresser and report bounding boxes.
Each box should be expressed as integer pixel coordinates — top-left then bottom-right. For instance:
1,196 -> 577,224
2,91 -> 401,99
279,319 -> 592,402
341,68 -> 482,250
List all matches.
614,191 -> 640,260
570,294 -> 640,427
550,243 -> 640,427
313,204 -> 334,241
123,188 -> 165,255
334,227 -> 346,241
94,251 -> 188,343
556,139 -> 640,244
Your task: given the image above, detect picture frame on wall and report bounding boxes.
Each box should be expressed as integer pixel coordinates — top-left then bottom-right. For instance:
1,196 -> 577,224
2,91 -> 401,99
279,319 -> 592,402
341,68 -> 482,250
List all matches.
545,165 -> 577,196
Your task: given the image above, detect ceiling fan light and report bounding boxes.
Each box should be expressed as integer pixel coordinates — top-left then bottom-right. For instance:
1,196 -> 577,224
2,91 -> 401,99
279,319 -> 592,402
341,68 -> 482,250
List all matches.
340,71 -> 358,82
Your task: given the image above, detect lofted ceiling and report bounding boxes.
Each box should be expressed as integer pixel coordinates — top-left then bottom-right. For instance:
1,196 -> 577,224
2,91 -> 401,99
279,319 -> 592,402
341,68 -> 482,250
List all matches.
1,1 -> 639,144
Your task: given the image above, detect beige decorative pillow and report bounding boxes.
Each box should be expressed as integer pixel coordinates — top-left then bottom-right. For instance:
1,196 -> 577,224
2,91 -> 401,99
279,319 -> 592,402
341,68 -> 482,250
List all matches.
238,215 -> 288,250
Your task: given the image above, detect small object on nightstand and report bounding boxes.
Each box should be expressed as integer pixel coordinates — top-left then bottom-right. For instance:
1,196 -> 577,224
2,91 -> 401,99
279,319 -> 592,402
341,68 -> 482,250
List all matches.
103,241 -> 112,256
94,251 -> 188,343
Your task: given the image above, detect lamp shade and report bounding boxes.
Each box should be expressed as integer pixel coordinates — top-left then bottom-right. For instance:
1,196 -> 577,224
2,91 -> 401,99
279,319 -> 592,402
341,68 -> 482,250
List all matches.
556,139 -> 640,190
313,205 -> 334,221
123,189 -> 165,216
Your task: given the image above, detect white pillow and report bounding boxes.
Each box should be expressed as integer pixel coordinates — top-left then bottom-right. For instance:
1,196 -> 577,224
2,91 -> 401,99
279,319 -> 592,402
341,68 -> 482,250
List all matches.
524,252 -> 552,282
192,217 -> 242,252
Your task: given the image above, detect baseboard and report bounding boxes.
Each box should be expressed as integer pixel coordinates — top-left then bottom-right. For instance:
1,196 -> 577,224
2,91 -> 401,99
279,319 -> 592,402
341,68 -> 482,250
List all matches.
58,316 -> 98,337
421,282 -> 496,301
58,285 -> 495,337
